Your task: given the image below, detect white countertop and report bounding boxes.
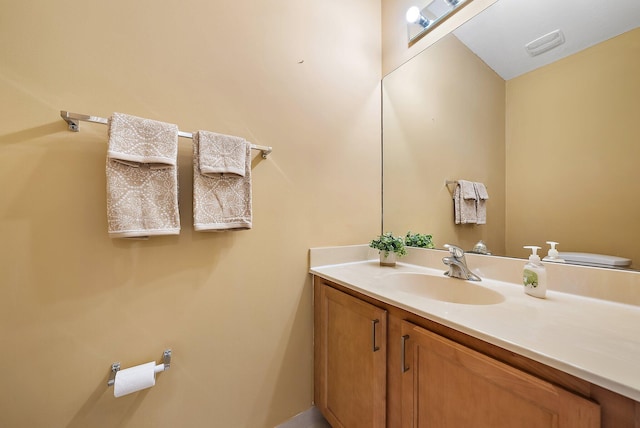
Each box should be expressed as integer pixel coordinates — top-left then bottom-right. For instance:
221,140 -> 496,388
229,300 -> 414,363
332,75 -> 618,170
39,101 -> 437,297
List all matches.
310,246 -> 640,402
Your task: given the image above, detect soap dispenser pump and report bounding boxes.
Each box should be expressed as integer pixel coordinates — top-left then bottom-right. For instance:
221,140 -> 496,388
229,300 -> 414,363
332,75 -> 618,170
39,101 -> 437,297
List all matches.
543,241 -> 565,263
523,246 -> 547,299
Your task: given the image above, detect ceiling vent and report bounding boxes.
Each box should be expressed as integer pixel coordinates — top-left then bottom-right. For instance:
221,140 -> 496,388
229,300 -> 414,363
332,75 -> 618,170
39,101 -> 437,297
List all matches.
525,29 -> 565,57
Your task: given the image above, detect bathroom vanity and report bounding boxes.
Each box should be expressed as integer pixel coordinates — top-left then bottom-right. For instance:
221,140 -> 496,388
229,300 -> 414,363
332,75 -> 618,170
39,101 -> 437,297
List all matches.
311,246 -> 640,427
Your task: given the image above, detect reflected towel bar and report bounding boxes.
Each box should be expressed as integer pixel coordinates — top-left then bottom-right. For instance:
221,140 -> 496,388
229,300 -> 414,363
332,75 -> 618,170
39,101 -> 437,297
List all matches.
445,180 -> 488,195
60,110 -> 273,159
445,180 -> 458,193
445,180 -> 487,187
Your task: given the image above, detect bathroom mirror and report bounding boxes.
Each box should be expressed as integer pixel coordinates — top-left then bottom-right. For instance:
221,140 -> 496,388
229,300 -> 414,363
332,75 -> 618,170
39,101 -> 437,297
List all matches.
382,0 -> 640,270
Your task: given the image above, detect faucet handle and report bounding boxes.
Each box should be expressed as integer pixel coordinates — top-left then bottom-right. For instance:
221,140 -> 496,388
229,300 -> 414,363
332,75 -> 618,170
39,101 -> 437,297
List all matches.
444,244 -> 465,259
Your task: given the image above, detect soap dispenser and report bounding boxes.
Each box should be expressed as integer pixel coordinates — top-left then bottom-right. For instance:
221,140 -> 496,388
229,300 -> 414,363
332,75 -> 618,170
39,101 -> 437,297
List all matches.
543,241 -> 565,263
523,246 -> 547,299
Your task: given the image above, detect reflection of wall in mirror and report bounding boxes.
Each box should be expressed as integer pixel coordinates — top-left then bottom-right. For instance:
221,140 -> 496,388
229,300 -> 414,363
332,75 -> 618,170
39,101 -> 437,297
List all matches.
382,34 -> 506,254
505,28 -> 640,268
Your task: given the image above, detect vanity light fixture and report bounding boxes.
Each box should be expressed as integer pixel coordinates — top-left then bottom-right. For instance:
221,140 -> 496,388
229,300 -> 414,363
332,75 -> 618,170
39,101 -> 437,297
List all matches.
406,6 -> 431,28
406,0 -> 469,45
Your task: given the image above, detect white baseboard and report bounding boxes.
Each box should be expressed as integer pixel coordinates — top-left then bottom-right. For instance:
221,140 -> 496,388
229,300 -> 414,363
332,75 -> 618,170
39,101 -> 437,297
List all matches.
276,406 -> 328,428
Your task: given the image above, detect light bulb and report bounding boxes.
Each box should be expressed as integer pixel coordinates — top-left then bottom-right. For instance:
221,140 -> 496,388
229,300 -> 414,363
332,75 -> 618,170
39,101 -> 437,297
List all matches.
406,6 -> 421,24
406,6 -> 430,28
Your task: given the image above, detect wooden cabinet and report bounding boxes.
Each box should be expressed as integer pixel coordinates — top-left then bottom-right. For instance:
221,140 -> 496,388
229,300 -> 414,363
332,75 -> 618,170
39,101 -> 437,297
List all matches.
314,280 -> 387,428
314,277 -> 638,427
399,319 -> 600,427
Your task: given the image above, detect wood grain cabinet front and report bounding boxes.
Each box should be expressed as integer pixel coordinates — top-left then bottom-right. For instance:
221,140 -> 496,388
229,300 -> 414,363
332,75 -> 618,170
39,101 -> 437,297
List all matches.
314,280 -> 387,428
398,319 -> 601,428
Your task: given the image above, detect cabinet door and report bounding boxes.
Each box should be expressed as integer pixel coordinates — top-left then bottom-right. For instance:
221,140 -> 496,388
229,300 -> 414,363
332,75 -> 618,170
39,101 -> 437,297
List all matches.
400,320 -> 600,428
315,281 -> 387,428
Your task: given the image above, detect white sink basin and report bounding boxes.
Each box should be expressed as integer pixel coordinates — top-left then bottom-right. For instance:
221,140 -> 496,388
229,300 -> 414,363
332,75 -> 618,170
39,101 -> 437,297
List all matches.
380,272 -> 505,305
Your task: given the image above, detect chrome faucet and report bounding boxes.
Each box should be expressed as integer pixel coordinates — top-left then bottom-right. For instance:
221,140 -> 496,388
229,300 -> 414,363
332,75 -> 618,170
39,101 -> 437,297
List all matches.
443,244 -> 481,281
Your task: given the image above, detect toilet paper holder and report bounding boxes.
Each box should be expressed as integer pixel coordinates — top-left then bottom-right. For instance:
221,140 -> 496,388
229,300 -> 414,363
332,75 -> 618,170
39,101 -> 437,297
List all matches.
107,349 -> 172,387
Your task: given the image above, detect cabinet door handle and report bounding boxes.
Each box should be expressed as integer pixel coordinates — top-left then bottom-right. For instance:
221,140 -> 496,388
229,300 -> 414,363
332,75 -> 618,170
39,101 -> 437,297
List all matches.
401,334 -> 410,373
372,319 -> 380,352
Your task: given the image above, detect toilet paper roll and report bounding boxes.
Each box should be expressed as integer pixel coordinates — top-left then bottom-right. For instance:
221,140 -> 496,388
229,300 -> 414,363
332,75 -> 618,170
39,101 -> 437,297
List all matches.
114,361 -> 157,398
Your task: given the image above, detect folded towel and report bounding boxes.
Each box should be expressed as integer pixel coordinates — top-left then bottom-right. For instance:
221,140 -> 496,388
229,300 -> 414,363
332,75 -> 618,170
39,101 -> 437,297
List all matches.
454,180 -> 477,224
474,182 -> 489,225
196,130 -> 247,177
108,112 -> 179,165
106,113 -> 180,238
460,179 -> 477,199
193,131 -> 252,231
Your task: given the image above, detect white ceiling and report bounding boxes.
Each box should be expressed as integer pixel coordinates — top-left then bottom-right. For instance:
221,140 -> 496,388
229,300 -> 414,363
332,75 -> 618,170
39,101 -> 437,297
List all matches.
453,0 -> 640,80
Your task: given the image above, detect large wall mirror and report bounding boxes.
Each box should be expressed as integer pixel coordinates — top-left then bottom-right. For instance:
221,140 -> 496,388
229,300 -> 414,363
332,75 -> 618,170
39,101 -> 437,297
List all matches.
382,0 -> 640,270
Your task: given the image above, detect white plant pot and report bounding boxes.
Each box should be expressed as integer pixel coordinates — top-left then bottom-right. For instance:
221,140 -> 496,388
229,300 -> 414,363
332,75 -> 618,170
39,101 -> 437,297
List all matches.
379,252 -> 397,267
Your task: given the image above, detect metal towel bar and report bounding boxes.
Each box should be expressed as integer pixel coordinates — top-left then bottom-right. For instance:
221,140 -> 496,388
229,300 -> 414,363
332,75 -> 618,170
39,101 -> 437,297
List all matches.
60,110 -> 273,159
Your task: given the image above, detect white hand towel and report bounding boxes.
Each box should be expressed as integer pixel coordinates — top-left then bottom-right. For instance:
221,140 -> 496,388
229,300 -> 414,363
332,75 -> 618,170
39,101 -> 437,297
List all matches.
106,113 -> 180,238
474,182 -> 489,225
454,180 -> 477,224
193,131 -> 252,231
196,130 -> 247,177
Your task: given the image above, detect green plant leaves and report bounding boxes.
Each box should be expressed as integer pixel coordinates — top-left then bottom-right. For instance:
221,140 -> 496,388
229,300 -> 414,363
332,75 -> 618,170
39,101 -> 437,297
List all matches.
369,232 -> 407,257
405,231 -> 435,249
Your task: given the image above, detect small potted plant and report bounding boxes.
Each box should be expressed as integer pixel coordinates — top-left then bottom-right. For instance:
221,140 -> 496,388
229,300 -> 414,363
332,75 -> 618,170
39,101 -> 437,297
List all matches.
405,232 -> 435,249
369,232 -> 406,266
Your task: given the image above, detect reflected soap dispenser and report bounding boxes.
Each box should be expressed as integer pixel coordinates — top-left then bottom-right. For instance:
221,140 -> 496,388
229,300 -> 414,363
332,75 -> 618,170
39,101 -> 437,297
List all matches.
543,241 -> 565,263
523,246 -> 547,299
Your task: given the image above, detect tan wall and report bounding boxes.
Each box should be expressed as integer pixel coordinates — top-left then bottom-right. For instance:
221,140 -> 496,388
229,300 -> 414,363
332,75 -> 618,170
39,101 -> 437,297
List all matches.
505,28 -> 640,268
382,0 -> 497,75
383,35 -> 506,253
0,0 -> 381,426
